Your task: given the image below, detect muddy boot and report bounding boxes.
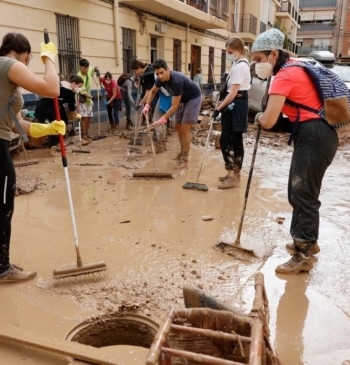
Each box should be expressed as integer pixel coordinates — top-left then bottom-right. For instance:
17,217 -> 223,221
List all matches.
218,175 -> 239,189
275,254 -> 313,274
276,240 -> 314,274
285,242 -> 320,255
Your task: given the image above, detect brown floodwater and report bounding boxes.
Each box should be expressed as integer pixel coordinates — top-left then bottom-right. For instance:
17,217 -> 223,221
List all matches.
1,122 -> 349,365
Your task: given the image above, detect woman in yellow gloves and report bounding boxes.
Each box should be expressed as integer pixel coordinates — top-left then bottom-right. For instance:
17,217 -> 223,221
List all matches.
0,32 -> 65,283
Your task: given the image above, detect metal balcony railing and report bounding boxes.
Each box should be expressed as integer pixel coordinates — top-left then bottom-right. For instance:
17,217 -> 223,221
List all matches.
237,13 -> 257,35
299,22 -> 335,32
209,0 -> 229,22
186,0 -> 208,12
260,21 -> 267,34
297,45 -> 333,56
277,1 -> 299,22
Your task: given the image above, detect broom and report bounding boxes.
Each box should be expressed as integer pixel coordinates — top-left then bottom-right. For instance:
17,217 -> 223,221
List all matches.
14,138 -> 40,167
42,29 -> 107,279
182,97 -> 219,191
132,115 -> 173,179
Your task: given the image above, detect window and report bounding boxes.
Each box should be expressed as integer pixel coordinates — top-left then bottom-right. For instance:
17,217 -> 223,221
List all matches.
173,39 -> 182,71
56,14 -> 80,80
122,28 -> 136,73
150,37 -> 158,63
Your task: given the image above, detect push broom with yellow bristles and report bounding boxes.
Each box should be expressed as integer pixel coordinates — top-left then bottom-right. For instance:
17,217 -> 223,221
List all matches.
43,29 -> 107,279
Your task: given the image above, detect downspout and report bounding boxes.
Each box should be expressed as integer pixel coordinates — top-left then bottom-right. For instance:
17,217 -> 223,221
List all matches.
113,0 -> 120,67
186,23 -> 190,76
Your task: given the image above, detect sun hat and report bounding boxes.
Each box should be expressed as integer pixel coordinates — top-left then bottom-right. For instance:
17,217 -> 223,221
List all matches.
251,28 -> 285,52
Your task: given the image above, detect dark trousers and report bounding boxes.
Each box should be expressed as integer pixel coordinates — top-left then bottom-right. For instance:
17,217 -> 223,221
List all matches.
122,91 -> 132,125
288,120 -> 338,242
220,115 -> 244,171
0,139 -> 16,274
107,99 -> 122,125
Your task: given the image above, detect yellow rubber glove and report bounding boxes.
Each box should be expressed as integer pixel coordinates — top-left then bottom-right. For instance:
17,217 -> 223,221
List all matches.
40,42 -> 57,64
75,113 -> 82,120
29,121 -> 66,138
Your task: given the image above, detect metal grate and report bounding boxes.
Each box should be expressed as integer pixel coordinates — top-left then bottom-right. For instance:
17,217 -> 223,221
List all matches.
122,28 -> 136,73
56,14 -> 81,79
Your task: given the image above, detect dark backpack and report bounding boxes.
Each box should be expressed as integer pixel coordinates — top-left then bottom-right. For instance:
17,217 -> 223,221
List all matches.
282,61 -> 350,128
117,74 -> 130,87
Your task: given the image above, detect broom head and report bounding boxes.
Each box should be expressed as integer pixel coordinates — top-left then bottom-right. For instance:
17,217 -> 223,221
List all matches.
182,182 -> 208,191
53,260 -> 107,279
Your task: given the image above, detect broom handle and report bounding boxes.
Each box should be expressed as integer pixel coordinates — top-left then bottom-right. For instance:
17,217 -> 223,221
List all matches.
195,97 -> 220,183
146,114 -> 159,172
44,29 -> 82,265
235,77 -> 271,244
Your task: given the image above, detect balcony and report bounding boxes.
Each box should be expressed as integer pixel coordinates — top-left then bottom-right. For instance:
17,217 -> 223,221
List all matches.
119,0 -> 228,30
298,45 -> 333,57
276,1 -> 299,23
232,13 -> 257,41
299,22 -> 335,32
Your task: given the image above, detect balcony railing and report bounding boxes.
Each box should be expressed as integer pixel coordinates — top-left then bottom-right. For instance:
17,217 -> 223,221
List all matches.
277,1 -> 299,22
237,13 -> 257,35
209,0 -> 229,22
186,0 -> 208,12
298,45 -> 333,56
260,21 -> 267,34
299,22 -> 335,32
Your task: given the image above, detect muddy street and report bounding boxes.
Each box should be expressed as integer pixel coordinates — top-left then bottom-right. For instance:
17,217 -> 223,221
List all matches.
0,121 -> 350,365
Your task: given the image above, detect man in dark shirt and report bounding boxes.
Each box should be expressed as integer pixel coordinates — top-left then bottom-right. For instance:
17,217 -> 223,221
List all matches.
142,59 -> 201,168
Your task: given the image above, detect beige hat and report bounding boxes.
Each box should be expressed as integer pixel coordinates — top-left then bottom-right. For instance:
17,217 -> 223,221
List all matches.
251,28 -> 285,52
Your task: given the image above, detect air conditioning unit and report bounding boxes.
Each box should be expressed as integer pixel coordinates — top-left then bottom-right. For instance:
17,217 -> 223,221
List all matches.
156,23 -> 168,34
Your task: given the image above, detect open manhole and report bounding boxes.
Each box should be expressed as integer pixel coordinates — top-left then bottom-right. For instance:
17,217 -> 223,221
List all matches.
65,312 -> 159,349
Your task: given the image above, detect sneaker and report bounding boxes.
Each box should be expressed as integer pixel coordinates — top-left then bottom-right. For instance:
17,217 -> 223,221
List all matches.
285,242 -> 320,255
218,176 -> 239,189
275,254 -> 313,274
126,124 -> 133,131
0,264 -> 37,284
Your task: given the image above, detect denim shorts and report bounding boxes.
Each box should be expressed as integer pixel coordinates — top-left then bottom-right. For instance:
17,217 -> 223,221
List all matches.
174,95 -> 201,125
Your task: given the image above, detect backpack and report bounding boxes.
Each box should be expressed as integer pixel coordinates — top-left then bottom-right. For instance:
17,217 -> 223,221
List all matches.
117,73 -> 130,87
282,61 -> 350,128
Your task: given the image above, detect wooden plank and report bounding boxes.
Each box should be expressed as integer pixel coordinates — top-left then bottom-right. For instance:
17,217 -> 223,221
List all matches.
0,324 -> 120,365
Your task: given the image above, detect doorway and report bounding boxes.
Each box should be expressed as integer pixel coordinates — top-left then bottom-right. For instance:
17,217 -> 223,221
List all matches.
191,45 -> 201,79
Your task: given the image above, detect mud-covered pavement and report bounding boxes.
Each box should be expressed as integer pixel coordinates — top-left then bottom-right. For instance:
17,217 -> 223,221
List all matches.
1,121 -> 350,365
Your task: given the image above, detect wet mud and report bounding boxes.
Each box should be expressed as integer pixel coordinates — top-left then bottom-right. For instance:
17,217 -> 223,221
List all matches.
1,122 -> 350,365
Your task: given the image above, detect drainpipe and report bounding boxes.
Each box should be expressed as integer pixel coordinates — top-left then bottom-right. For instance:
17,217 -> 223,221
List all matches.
186,23 -> 190,76
113,0 -> 120,67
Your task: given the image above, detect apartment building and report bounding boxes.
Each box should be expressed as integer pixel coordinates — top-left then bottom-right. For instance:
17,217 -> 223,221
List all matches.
297,0 -> 350,62
0,0 -> 300,97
